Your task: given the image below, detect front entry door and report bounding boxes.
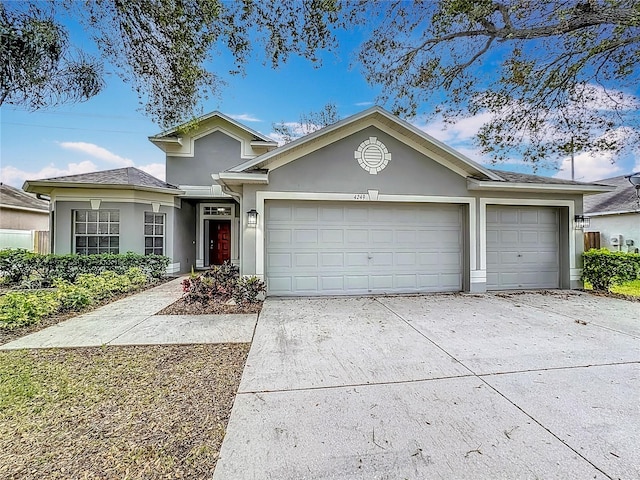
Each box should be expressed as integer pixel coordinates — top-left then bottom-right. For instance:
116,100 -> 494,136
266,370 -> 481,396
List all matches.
209,220 -> 231,266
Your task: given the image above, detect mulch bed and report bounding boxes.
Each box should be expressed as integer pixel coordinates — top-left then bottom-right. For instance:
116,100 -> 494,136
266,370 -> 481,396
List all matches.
157,297 -> 262,315
0,344 -> 249,480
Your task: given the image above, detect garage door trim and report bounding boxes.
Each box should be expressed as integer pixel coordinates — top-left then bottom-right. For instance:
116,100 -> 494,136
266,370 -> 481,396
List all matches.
478,198 -> 578,284
255,191 -> 477,281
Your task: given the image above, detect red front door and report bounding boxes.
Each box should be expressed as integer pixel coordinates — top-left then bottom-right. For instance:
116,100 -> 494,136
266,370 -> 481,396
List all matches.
209,221 -> 231,265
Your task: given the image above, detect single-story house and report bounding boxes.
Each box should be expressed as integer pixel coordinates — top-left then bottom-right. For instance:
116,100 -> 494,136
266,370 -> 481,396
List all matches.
584,175 -> 640,252
0,182 -> 50,252
24,107 -> 614,295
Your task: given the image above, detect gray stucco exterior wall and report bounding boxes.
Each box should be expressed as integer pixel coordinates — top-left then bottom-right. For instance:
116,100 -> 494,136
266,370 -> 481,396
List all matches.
167,131 -> 244,186
172,199 -> 196,273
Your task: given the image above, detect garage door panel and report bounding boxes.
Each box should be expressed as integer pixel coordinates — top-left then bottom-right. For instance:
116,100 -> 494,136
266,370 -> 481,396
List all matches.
346,229 -> 368,243
487,206 -> 559,290
267,229 -> 292,245
294,253 -> 318,268
265,201 -> 464,295
320,252 -> 344,267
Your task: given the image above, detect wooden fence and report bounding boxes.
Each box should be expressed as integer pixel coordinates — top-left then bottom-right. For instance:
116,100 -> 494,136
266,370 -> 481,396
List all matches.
584,231 -> 600,251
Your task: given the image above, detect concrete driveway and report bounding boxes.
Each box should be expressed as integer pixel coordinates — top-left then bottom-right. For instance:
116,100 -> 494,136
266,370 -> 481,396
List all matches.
214,291 -> 639,479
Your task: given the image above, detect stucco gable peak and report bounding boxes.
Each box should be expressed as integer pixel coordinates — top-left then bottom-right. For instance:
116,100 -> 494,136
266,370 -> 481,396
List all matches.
227,106 -> 502,181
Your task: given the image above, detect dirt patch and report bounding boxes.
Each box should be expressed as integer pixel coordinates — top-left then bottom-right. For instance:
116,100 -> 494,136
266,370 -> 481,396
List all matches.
584,289 -> 640,302
0,343 -> 249,479
158,297 -> 262,315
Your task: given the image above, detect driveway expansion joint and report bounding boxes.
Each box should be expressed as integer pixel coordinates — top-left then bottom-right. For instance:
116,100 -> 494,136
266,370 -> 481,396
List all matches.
477,360 -> 640,378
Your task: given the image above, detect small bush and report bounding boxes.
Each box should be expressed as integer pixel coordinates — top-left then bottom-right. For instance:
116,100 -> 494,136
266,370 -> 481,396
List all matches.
0,291 -> 60,330
582,249 -> 640,291
182,262 -> 266,305
233,276 -> 266,305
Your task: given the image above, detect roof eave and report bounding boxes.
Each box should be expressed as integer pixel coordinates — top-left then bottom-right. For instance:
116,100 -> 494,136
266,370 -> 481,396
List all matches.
23,180 -> 184,196
467,179 -> 617,194
0,203 -> 49,213
585,208 -> 640,217
213,172 -> 269,186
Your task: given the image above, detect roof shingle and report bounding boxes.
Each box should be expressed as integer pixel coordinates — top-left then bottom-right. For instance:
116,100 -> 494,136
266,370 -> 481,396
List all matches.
0,183 -> 49,211
32,167 -> 178,190
583,175 -> 640,214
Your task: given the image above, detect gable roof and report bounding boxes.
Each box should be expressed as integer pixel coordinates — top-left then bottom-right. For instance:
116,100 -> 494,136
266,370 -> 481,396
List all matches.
23,167 -> 182,196
583,175 -> 640,215
149,111 -> 273,143
0,182 -> 49,212
227,106 -> 503,181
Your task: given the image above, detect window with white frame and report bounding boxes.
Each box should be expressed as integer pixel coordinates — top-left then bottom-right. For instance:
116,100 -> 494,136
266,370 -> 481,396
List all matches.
74,210 -> 120,254
144,212 -> 165,255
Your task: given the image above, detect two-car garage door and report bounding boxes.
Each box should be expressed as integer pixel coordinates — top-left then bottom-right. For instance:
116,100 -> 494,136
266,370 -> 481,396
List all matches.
265,201 -> 463,296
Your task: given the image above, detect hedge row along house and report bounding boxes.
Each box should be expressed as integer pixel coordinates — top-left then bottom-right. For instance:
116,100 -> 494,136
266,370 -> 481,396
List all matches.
24,107 -> 614,296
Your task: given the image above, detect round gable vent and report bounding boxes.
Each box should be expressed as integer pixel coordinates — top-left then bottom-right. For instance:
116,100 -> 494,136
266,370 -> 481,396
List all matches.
354,137 -> 391,174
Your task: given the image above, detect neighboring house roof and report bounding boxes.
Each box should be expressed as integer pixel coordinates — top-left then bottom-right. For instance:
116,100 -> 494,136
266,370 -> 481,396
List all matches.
227,106 -> 503,181
583,175 -> 640,216
0,182 -> 49,212
23,167 -> 182,196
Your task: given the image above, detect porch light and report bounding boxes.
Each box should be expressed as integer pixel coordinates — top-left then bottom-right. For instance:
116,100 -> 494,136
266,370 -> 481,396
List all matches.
574,215 -> 590,230
247,209 -> 258,227
625,172 -> 640,206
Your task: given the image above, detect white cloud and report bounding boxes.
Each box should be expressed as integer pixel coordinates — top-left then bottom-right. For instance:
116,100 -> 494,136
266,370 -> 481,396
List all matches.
58,142 -> 134,167
354,101 -> 374,107
0,161 -> 99,188
227,113 -> 262,122
553,151 -> 622,182
137,163 -> 166,181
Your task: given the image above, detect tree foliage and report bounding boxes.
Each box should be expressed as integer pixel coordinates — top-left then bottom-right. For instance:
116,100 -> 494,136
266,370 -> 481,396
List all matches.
0,3 -> 103,108
356,0 -> 640,168
1,0 -> 346,128
272,102 -> 340,144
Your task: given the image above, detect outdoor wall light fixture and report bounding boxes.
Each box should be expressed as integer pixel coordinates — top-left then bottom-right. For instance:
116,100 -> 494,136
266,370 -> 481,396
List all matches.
574,215 -> 590,230
247,209 -> 258,227
625,172 -> 640,207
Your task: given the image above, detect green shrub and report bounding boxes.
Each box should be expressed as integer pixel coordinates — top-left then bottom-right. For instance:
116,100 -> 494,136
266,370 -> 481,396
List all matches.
582,249 -> 640,291
0,268 -> 154,329
182,262 -> 266,305
0,251 -> 169,287
233,276 -> 266,305
0,291 -> 60,330
54,280 -> 94,311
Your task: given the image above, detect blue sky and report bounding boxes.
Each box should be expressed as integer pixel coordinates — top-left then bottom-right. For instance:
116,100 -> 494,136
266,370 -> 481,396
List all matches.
1,10 -> 638,188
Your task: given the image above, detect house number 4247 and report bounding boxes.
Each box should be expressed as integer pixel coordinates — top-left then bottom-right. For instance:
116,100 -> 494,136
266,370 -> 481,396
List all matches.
353,194 -> 368,200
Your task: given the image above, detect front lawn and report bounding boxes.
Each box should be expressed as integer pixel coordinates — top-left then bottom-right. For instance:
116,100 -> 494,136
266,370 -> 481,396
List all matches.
0,344 -> 249,479
609,279 -> 640,297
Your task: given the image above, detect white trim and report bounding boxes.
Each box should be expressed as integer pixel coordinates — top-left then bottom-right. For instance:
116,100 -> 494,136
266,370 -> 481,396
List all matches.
90,199 -> 101,210
197,202 -> 237,267
254,191 -> 476,284
216,172 -> 269,185
470,270 -> 486,282
52,195 -> 176,208
570,268 -> 583,281
179,184 -> 230,198
166,262 -> 181,274
585,209 -> 639,217
468,178 -> 614,194
155,125 -> 261,159
478,198 -> 576,274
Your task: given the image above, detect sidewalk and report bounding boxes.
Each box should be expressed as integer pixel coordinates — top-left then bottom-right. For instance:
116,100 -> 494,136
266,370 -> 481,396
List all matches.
1,278 -> 256,349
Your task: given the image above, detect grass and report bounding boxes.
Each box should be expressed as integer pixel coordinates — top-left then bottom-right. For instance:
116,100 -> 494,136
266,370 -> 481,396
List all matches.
0,344 -> 249,479
609,279 -> 640,297
583,279 -> 640,298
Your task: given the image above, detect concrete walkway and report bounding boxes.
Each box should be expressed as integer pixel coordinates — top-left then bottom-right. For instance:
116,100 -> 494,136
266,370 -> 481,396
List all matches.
214,291 -> 640,479
0,278 -> 257,349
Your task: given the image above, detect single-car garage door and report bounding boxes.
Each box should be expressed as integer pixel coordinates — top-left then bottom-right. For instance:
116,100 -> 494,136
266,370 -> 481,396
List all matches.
486,206 -> 559,290
265,201 -> 464,296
